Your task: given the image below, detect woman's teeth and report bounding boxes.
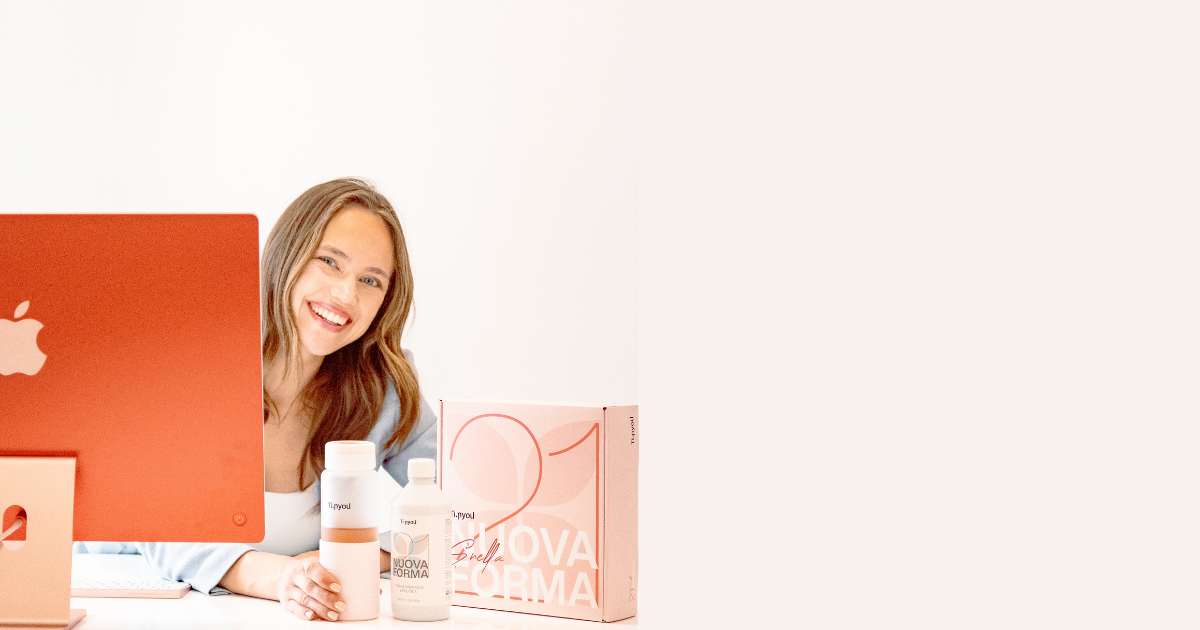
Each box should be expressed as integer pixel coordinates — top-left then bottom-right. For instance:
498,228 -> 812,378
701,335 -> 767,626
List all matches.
311,304 -> 347,326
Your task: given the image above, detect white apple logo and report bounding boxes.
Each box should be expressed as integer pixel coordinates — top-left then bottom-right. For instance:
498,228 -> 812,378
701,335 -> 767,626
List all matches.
0,301 -> 47,376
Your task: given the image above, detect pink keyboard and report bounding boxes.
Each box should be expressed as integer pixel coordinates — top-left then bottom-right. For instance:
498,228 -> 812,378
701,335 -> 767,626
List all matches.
71,579 -> 191,598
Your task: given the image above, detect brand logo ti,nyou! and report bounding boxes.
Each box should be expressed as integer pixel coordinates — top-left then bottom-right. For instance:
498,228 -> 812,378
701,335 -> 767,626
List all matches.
0,301 -> 47,376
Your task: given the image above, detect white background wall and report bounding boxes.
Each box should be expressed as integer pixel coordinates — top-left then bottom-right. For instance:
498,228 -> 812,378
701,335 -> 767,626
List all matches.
0,1 -> 637,406
5,2 -> 1200,628
639,1 -> 1198,628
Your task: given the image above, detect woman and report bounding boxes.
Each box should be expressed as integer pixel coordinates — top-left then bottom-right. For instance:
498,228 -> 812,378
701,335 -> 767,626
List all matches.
80,179 -> 436,622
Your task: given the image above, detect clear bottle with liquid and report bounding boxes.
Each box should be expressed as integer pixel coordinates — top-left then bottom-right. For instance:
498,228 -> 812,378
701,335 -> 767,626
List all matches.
319,441 -> 380,621
390,458 -> 452,621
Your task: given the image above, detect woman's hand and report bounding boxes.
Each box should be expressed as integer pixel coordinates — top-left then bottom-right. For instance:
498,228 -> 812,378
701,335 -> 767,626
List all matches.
218,549 -> 380,620
277,553 -> 347,621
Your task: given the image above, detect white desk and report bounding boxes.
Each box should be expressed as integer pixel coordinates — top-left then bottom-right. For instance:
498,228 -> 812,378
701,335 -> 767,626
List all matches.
70,555 -> 640,630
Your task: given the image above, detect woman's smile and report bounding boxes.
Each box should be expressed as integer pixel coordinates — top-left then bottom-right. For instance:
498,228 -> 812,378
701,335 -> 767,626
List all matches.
307,301 -> 351,329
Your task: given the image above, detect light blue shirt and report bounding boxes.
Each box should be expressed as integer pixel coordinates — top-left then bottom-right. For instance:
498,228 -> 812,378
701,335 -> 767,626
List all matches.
75,374 -> 437,596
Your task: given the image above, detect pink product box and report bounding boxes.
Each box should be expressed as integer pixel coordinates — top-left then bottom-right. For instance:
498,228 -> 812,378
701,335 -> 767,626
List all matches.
439,400 -> 638,623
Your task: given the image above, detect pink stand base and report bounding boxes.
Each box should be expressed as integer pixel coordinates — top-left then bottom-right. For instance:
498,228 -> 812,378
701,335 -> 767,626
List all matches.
0,609 -> 86,630
0,457 -> 83,630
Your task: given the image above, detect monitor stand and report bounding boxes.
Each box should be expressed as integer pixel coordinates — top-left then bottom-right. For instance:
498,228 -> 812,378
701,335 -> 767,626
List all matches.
0,457 -> 85,630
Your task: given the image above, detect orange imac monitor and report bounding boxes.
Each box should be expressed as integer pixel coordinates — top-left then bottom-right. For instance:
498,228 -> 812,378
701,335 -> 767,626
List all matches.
0,215 -> 265,628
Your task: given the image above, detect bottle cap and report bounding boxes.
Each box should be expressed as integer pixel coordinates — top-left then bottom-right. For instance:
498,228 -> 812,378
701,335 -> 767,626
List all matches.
408,458 -> 436,479
325,441 -> 376,471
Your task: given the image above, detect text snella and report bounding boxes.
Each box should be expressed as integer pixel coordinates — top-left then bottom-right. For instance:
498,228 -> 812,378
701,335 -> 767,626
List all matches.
451,521 -> 598,608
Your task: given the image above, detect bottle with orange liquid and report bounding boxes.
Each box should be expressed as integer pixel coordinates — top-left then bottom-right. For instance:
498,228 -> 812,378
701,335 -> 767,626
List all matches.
319,441 -> 380,621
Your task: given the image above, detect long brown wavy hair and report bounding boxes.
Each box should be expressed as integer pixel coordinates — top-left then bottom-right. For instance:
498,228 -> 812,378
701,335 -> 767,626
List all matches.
262,178 -> 420,489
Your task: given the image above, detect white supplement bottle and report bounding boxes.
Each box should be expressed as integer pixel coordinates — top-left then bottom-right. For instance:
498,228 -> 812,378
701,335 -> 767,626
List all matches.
319,441 -> 380,621
390,457 -> 452,621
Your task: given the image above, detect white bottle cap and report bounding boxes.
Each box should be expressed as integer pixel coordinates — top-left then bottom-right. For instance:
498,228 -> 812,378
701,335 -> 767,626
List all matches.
325,441 -> 376,471
408,458 -> 436,479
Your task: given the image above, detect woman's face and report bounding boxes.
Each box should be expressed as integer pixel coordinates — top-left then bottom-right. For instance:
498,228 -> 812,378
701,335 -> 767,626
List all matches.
290,206 -> 395,362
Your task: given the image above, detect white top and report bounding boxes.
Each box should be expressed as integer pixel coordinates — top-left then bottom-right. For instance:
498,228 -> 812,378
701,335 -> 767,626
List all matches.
252,484 -> 322,557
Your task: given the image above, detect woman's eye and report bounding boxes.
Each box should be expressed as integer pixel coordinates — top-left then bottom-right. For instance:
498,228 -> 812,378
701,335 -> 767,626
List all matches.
361,276 -> 380,288
319,256 -> 337,268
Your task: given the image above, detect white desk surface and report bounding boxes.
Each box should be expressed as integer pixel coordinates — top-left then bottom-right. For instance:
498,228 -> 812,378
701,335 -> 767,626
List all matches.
70,554 -> 640,630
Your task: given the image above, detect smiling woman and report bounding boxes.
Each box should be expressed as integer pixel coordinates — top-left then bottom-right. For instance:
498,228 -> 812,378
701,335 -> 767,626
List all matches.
74,179 -> 439,623
262,179 -> 421,492
243,178 -> 432,621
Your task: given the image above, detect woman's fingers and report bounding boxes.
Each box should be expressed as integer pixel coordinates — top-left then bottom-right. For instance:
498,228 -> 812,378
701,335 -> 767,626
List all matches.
294,580 -> 345,621
301,558 -> 343,598
281,595 -> 316,621
274,556 -> 348,621
294,559 -> 345,621
289,583 -> 341,621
